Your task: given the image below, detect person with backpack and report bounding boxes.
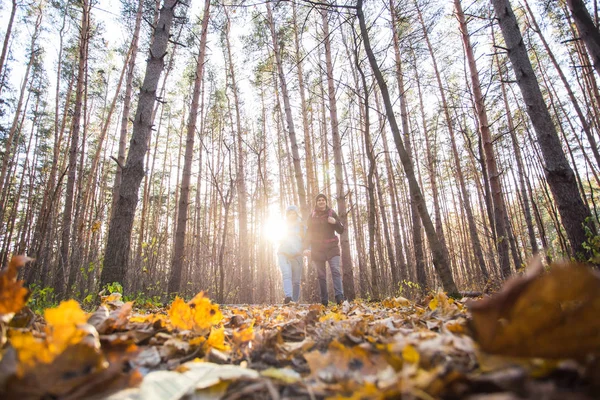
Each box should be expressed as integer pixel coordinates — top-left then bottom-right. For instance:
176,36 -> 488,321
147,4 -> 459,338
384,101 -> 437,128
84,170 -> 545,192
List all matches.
303,193 -> 345,306
278,205 -> 306,304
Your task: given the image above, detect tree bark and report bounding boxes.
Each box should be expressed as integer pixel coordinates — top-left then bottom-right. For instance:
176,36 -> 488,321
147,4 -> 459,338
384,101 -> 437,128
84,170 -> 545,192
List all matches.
322,6 -> 356,300
112,0 -> 145,217
356,0 -> 458,295
492,0 -> 596,261
353,42 -> 378,298
169,0 -> 210,294
55,0 -> 88,298
393,3 -> 428,288
455,0 -> 507,279
101,0 -> 181,288
266,2 -> 308,217
292,2 -> 317,202
0,7 -> 42,223
0,0 -> 17,97
524,0 -> 600,172
417,2 -> 491,281
567,0 -> 600,79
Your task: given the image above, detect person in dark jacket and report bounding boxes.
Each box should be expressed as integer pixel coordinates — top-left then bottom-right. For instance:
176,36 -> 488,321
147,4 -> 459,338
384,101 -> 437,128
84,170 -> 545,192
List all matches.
278,205 -> 305,304
303,193 -> 345,306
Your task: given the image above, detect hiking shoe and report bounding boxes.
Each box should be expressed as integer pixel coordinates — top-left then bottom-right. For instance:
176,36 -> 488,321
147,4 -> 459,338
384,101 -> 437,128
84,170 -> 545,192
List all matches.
335,295 -> 345,305
284,297 -> 292,304
321,300 -> 328,307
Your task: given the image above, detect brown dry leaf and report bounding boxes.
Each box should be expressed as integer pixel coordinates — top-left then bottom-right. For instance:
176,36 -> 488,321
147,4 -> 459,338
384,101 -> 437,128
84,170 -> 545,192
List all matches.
468,261 -> 600,358
326,382 -> 387,400
102,292 -> 126,310
382,297 -> 411,309
0,256 -> 31,323
88,305 -> 110,331
304,340 -> 395,384
3,341 -> 141,400
96,302 -> 134,334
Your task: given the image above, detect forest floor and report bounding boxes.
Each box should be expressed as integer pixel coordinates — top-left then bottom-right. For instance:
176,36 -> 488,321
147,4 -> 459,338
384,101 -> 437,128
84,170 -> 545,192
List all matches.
0,257 -> 599,400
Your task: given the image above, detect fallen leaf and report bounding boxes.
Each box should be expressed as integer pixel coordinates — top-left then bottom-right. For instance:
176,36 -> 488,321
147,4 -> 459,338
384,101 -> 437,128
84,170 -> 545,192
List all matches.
168,293 -> 223,334
3,340 -> 141,400
468,261 -> 600,358
204,327 -> 230,352
103,362 -> 259,400
304,340 -> 395,384
9,300 -> 91,375
0,256 -> 31,324
260,367 -> 301,383
402,344 -> 420,364
232,323 -> 255,345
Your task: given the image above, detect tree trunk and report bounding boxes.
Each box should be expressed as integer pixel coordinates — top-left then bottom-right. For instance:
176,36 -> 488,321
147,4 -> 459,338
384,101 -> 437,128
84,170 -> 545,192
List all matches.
322,6 -> 356,300
0,0 -> 17,97
55,0 -> 88,298
101,0 -> 181,288
353,43 -> 378,298
455,0 -> 507,279
567,0 -> 600,79
392,4 -> 428,289
413,52 -> 447,271
496,53 -> 539,256
524,0 -> 600,172
266,2 -> 308,217
292,2 -> 317,202
169,0 -> 210,294
0,8 -> 42,222
356,0 -> 458,295
112,0 -> 144,217
417,3 -> 490,281
492,0 -> 596,261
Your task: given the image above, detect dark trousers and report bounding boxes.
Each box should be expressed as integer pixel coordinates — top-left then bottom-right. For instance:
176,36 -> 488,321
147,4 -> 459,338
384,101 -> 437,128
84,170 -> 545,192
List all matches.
314,255 -> 343,303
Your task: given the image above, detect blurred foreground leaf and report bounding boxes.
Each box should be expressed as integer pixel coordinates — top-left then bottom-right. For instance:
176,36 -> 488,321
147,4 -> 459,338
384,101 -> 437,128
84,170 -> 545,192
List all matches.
0,256 -> 31,323
468,260 -> 600,358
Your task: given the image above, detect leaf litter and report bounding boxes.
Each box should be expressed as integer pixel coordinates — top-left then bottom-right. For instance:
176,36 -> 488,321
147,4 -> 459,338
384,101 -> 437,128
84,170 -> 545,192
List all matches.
0,256 -> 599,399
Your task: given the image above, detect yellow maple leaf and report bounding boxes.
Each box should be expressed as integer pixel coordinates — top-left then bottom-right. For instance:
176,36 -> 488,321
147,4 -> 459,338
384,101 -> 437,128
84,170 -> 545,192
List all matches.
190,293 -> 223,329
0,255 -> 32,322
232,323 -> 255,344
189,336 -> 207,347
10,300 -> 89,376
44,300 -> 89,356
168,297 -> 193,330
428,296 -> 438,311
129,313 -> 166,326
9,330 -> 54,371
168,293 -> 223,333
205,326 -> 230,352
402,344 -> 420,364
45,299 -> 88,326
319,311 -> 347,322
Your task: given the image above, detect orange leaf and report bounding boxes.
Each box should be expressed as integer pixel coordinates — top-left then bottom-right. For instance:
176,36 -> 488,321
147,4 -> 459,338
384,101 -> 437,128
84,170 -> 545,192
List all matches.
0,255 -> 32,322
232,323 -> 255,344
168,293 -> 223,333
10,300 -> 89,376
468,261 -> 600,358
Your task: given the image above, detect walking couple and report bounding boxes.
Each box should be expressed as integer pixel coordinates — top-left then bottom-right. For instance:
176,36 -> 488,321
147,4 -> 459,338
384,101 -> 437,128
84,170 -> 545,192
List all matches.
277,193 -> 345,306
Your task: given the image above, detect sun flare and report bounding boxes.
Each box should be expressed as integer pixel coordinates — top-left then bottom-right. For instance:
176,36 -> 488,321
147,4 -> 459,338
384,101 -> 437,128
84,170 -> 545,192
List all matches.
264,213 -> 286,243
